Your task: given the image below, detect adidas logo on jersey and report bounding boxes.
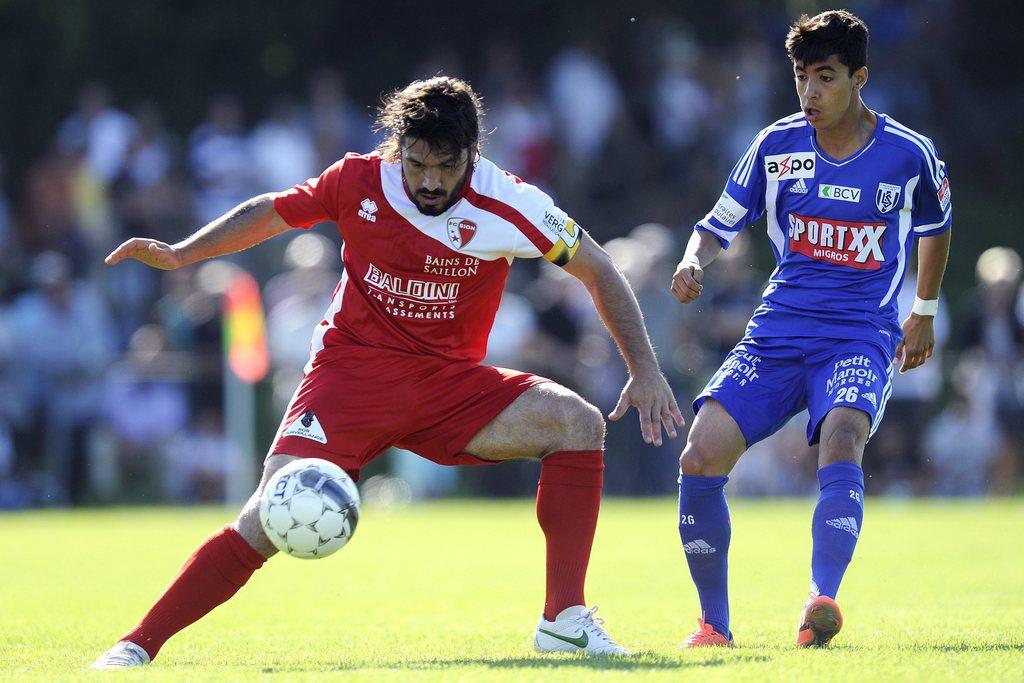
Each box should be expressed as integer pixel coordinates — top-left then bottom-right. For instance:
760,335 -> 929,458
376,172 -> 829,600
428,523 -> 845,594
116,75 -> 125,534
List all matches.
789,178 -> 809,194
358,198 -> 378,222
683,539 -> 717,554
826,517 -> 860,538
863,392 -> 878,408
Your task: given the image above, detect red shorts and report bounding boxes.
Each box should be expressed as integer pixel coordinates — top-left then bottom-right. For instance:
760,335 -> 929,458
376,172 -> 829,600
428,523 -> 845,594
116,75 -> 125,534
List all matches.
268,346 -> 551,481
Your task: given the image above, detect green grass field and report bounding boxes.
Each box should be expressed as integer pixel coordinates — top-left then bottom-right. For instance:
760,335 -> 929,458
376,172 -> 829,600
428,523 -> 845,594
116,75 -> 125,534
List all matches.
1,498 -> 1022,681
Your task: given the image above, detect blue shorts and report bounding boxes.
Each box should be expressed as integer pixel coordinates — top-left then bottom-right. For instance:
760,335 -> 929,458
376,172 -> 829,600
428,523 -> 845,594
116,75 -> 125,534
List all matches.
693,337 -> 894,447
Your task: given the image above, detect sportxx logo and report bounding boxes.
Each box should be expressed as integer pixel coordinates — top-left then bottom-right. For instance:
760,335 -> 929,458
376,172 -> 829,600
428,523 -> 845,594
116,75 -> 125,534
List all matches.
765,152 -> 815,180
788,213 -> 886,270
358,198 -> 378,222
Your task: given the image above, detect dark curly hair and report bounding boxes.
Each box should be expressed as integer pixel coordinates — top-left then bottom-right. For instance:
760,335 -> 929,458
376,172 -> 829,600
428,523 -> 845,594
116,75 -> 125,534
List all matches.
786,10 -> 869,75
374,76 -> 486,163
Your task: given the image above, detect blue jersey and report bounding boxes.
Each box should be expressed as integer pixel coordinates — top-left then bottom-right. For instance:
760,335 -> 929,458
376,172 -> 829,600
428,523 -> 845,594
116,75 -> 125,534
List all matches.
696,111 -> 952,354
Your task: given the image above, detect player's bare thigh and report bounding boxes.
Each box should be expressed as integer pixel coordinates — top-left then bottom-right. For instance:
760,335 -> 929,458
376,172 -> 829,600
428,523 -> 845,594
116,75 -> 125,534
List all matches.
679,398 -> 747,477
233,453 -> 301,558
462,383 -> 605,461
817,406 -> 870,468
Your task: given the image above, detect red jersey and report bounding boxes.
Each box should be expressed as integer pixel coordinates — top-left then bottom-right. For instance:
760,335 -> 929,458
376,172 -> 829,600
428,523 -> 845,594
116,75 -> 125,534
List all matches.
273,152 -> 582,370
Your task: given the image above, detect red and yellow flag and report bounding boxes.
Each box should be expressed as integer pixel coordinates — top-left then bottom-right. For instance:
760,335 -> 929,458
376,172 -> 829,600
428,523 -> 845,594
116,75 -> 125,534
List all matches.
223,269 -> 269,383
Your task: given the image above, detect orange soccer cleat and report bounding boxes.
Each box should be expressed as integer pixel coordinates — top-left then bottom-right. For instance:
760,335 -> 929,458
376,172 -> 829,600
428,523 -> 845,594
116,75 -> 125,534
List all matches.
679,618 -> 733,648
796,595 -> 844,647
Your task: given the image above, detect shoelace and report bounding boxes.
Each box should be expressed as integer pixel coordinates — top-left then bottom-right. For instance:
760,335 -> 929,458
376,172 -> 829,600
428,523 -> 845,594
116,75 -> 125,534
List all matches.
683,619 -> 723,646
572,605 -> 617,645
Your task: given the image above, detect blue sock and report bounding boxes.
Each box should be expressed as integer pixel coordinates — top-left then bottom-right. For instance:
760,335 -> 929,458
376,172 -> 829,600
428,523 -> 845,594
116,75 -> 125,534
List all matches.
810,462 -> 865,599
678,473 -> 731,638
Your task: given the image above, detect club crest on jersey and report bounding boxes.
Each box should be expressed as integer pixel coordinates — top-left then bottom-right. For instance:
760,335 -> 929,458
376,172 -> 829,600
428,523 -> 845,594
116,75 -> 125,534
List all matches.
446,217 -> 477,249
875,183 -> 902,213
765,152 -> 816,180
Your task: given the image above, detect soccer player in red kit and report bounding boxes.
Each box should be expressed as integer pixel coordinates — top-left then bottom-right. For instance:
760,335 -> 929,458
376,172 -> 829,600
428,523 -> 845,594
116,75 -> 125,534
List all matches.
92,77 -> 684,668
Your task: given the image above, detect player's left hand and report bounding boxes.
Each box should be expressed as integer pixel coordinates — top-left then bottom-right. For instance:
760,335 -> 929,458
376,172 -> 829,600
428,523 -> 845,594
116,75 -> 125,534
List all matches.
608,368 -> 686,447
895,313 -> 935,373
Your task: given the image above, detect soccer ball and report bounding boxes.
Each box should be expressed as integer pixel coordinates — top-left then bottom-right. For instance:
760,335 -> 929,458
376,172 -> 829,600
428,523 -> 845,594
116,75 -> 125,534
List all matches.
258,458 -> 360,559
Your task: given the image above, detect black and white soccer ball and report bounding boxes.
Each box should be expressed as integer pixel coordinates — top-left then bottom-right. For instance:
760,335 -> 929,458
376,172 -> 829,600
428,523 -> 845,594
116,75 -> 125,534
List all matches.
258,458 -> 360,559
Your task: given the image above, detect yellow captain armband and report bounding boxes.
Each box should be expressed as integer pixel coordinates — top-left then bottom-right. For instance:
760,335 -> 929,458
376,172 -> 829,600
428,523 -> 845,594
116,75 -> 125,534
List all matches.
542,215 -> 582,266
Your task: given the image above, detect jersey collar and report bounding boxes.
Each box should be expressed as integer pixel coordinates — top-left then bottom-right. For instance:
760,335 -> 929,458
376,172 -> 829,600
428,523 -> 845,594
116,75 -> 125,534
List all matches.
811,111 -> 885,166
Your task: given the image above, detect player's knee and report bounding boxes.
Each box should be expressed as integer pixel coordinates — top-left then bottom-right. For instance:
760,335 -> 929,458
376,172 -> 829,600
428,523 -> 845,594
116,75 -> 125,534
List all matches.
234,506 -> 277,559
821,421 -> 867,462
679,433 -> 729,477
230,454 -> 297,559
551,395 -> 605,452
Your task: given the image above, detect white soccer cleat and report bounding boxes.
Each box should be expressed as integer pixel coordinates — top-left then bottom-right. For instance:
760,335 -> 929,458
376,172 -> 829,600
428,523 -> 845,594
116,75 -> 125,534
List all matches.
534,605 -> 631,655
90,641 -> 151,669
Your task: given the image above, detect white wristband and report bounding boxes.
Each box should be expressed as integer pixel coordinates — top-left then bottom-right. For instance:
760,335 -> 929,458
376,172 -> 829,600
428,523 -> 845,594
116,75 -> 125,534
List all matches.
681,255 -> 701,269
912,296 -> 939,317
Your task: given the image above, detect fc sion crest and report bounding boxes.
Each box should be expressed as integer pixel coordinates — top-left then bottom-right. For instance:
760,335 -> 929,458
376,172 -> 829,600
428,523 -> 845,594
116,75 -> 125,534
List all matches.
447,217 -> 477,249
875,182 -> 901,213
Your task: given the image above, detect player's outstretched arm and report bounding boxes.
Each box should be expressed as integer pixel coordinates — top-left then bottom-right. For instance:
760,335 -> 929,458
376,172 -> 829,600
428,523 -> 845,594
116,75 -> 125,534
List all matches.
670,229 -> 723,304
896,229 -> 951,373
562,234 -> 685,446
105,194 -> 292,270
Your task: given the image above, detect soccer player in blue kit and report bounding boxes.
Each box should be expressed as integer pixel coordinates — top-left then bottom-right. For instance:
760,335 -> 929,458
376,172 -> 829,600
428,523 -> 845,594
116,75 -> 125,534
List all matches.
670,10 -> 952,648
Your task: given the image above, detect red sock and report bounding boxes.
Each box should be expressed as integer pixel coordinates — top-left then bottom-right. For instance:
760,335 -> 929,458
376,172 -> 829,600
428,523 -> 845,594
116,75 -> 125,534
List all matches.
536,449 -> 604,621
121,525 -> 266,659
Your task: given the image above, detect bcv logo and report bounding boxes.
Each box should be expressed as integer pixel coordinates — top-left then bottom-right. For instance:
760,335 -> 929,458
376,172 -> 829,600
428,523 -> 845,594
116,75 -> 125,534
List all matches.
818,184 -> 861,203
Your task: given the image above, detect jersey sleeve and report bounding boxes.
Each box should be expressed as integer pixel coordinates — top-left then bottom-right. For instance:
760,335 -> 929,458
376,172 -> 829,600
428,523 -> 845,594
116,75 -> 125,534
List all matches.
470,163 -> 583,266
911,143 -> 952,237
508,199 -> 583,266
272,156 -> 347,228
694,135 -> 768,249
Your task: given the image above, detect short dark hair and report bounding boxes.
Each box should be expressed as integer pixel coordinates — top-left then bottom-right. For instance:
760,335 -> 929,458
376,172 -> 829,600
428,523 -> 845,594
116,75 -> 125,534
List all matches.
375,76 -> 485,163
786,10 -> 869,75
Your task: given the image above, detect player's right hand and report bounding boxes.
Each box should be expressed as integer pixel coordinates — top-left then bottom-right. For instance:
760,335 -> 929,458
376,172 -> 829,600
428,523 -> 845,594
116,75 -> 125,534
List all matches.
670,261 -> 704,303
105,238 -> 184,270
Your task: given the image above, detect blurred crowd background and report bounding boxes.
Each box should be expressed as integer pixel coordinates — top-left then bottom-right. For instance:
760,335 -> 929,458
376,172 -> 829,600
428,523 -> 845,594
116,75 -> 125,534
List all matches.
1,0 -> 1022,507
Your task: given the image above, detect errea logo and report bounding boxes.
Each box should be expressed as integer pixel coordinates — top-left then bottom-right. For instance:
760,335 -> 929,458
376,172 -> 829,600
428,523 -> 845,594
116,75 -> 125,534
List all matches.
358,198 -> 378,222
